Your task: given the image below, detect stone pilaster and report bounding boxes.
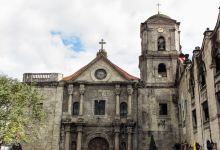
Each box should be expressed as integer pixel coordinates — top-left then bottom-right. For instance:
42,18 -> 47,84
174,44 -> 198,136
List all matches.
79,84 -> 85,116
64,126 -> 70,150
114,127 -> 120,150
127,127 -> 133,150
76,126 -> 83,150
115,85 -> 121,117
60,125 -> 65,150
127,85 -> 133,117
68,84 -> 74,115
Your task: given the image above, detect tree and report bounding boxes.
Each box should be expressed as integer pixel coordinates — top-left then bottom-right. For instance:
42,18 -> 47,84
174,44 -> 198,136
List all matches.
149,135 -> 157,150
0,75 -> 45,144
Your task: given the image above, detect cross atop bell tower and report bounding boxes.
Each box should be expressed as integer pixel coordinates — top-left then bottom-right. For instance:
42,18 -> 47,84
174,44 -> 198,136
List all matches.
156,3 -> 161,14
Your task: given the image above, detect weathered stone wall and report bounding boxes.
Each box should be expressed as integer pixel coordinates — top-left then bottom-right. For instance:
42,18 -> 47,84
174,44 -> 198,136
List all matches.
185,30 -> 220,148
138,88 -> 179,150
22,83 -> 63,150
64,84 -> 137,122
61,83 -> 138,150
177,12 -> 220,148
139,14 -> 180,150
141,23 -> 180,53
177,67 -> 194,146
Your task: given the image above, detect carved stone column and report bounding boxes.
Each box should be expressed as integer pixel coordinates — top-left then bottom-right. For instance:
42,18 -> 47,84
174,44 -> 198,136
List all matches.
79,84 -> 85,116
68,85 -> 74,115
114,127 -> 120,150
76,126 -> 83,150
115,85 -> 121,117
127,85 -> 133,117
60,125 -> 65,150
127,127 -> 133,150
65,126 -> 70,150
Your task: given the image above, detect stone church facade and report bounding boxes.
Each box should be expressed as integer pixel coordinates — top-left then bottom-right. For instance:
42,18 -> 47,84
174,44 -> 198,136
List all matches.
22,8 -> 220,150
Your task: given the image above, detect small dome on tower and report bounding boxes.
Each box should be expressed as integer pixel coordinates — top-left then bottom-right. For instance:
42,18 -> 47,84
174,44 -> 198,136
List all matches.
148,13 -> 171,20
144,13 -> 177,24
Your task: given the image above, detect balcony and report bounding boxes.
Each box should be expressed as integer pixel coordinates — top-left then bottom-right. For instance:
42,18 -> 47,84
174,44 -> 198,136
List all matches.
23,73 -> 63,83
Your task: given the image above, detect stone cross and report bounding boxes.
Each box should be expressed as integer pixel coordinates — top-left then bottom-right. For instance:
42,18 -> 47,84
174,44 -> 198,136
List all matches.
157,3 -> 161,14
99,39 -> 106,50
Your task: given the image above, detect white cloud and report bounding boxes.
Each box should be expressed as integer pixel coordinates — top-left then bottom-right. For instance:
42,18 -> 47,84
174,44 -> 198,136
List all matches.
0,0 -> 219,79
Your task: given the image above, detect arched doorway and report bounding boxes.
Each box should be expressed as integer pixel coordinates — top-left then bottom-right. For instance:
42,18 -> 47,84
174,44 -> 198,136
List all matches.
88,137 -> 109,150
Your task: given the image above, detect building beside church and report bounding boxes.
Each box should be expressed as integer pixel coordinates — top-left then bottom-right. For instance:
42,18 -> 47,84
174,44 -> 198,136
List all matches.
22,8 -> 220,150
177,8 -> 220,150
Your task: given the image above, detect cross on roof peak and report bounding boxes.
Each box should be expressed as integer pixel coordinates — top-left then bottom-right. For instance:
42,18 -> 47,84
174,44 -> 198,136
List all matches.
97,39 -> 107,57
99,39 -> 106,50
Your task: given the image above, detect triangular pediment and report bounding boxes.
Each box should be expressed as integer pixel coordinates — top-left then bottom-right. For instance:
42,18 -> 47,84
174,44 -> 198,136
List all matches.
63,54 -> 138,82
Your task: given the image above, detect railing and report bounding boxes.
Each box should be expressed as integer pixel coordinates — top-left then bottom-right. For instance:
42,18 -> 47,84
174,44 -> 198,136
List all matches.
23,73 -> 63,82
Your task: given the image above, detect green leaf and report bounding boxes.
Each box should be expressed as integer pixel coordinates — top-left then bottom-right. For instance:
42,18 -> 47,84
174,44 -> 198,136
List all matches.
0,75 -> 45,144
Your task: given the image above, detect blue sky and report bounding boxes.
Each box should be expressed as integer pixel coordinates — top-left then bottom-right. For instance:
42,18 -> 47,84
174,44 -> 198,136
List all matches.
0,0 -> 219,79
51,31 -> 83,52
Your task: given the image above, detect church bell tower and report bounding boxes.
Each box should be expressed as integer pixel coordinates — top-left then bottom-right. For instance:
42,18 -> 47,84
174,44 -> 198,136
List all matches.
139,13 -> 180,84
138,13 -> 181,149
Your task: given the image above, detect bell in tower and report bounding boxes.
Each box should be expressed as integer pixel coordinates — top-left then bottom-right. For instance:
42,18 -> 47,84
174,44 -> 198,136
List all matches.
158,36 -> 166,51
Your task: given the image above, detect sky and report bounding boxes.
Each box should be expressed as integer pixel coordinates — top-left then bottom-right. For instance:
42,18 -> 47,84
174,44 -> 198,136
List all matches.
0,0 -> 219,80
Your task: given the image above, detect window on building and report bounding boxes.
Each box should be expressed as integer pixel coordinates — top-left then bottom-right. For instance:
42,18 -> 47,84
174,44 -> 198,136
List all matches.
217,91 -> 220,103
192,109 -> 197,128
120,142 -> 126,150
73,102 -> 79,116
215,54 -> 220,73
158,36 -> 166,51
217,91 -> 220,114
189,79 -> 195,98
199,62 -> 206,87
158,63 -> 167,77
120,102 -> 128,117
202,101 -> 209,122
95,100 -> 105,115
159,103 -> 168,115
71,141 -> 76,150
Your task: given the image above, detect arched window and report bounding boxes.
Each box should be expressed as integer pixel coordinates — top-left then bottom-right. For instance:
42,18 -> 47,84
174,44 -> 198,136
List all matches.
215,54 -> 220,73
120,102 -> 127,117
73,102 -> 79,116
199,62 -> 206,87
158,36 -> 166,51
120,142 -> 126,150
158,63 -> 167,77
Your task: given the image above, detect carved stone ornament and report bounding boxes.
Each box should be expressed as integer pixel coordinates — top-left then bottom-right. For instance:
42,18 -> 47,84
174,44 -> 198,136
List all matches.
95,69 -> 107,80
79,84 -> 85,95
115,85 -> 121,95
68,84 -> 74,95
157,27 -> 164,33
127,85 -> 133,95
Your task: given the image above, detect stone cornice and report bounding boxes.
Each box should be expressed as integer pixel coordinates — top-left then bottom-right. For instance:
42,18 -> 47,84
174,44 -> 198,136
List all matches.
64,80 -> 137,86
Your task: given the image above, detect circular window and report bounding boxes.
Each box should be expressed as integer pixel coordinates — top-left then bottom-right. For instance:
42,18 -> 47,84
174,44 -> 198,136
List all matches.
95,69 -> 107,80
